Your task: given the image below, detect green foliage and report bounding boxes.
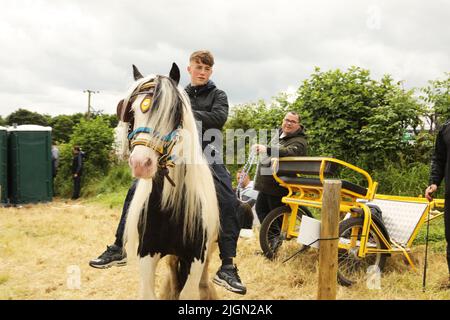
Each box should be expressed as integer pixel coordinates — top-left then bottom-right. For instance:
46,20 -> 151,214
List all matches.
69,117 -> 114,175
53,143 -> 75,197
0,116 -> 6,126
371,161 -> 437,196
420,72 -> 450,131
53,118 -> 115,197
225,99 -> 287,131
6,108 -> 51,126
413,219 -> 446,246
402,131 -> 435,164
82,162 -> 132,196
50,115 -> 76,143
292,67 -> 424,170
94,114 -> 119,129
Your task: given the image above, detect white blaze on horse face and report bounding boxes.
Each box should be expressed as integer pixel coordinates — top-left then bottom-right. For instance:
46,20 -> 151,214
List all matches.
129,96 -> 159,179
129,143 -> 158,179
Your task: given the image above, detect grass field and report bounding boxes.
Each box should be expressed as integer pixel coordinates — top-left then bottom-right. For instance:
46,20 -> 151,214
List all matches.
1,198 -> 449,300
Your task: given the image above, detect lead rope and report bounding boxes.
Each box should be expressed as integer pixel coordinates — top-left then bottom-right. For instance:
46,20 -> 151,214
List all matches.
236,149 -> 257,197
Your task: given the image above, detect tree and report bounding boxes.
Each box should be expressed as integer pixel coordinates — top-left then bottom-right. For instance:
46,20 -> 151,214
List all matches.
6,108 -> 51,126
420,72 -> 450,132
69,117 -> 115,175
95,113 -> 119,128
225,99 -> 287,132
0,116 -> 6,126
50,115 -> 76,143
291,67 -> 424,170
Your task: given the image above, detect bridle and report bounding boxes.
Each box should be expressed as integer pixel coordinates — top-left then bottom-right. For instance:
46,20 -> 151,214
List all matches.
117,77 -> 183,186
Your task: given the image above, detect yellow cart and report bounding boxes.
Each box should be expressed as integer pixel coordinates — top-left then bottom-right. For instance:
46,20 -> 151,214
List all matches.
258,157 -> 444,286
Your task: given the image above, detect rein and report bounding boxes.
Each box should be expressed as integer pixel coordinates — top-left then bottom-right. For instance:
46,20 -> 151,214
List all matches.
236,149 -> 257,196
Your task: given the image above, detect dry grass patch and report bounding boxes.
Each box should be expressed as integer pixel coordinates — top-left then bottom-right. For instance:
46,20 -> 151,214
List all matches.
1,200 -> 449,300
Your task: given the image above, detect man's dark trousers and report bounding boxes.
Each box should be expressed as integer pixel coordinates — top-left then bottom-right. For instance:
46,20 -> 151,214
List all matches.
210,162 -> 240,259
72,176 -> 81,199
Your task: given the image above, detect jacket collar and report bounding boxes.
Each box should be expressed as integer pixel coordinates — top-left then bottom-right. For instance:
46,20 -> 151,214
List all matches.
279,125 -> 306,139
185,80 -> 216,95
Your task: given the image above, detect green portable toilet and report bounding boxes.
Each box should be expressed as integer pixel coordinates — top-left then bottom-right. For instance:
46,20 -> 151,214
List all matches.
0,126 -> 7,203
8,125 -> 53,204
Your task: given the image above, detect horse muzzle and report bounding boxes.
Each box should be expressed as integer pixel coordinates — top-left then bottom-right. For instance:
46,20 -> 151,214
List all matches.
129,149 -> 158,179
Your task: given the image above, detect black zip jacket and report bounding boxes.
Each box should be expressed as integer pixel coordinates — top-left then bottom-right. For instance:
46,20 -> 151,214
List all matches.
185,80 -> 228,132
72,152 -> 85,176
430,121 -> 450,195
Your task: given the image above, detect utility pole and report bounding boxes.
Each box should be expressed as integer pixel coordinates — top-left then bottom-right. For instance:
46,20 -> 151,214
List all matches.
83,89 -> 99,119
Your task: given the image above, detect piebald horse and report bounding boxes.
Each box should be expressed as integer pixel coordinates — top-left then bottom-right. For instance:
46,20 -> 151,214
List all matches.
116,63 -> 219,300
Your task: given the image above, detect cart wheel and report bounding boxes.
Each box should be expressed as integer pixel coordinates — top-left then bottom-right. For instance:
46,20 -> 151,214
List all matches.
337,217 -> 388,286
259,205 -> 310,261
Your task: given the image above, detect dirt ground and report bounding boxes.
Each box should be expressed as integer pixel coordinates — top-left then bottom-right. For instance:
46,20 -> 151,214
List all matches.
1,200 -> 449,300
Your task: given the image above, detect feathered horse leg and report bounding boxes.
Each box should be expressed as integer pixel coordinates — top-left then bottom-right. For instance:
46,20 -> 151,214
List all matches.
139,254 -> 161,299
179,258 -> 204,300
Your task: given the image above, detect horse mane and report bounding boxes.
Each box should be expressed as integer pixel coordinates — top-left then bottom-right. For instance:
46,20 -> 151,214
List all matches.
122,75 -> 219,249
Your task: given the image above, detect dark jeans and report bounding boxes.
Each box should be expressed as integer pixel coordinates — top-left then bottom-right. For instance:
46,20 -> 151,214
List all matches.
255,192 -> 284,224
210,163 -> 240,259
114,180 -> 138,247
72,175 -> 81,199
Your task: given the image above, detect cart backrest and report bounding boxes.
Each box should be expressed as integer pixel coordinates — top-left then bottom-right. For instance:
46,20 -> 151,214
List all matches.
275,158 -> 338,177
272,157 -> 376,199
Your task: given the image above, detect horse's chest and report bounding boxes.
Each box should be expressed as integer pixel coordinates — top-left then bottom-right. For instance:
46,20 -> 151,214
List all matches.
138,178 -> 206,262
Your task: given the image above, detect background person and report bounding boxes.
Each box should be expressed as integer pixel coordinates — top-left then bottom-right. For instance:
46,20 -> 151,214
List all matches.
252,112 -> 307,224
425,120 -> 450,289
71,146 -> 85,200
51,143 -> 59,195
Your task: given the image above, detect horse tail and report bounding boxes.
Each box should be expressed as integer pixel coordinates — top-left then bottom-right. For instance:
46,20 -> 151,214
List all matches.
124,179 -> 153,258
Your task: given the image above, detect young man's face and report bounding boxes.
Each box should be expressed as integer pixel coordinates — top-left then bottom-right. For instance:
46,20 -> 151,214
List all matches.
188,60 -> 213,86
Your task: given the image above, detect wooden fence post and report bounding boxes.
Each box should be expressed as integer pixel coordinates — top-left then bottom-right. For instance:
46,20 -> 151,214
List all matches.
317,179 -> 341,300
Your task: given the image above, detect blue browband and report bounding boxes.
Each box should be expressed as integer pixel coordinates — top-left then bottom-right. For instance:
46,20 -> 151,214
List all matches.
128,127 -> 178,141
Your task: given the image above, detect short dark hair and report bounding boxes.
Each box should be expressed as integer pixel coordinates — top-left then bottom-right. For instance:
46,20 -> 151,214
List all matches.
190,50 -> 215,67
73,146 -> 81,152
286,111 -> 300,122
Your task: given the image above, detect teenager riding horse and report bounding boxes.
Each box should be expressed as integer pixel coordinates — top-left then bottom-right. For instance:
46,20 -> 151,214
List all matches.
116,63 -> 220,299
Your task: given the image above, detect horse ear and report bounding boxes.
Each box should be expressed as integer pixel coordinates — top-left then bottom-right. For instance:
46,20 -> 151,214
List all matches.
169,63 -> 180,85
132,64 -> 144,81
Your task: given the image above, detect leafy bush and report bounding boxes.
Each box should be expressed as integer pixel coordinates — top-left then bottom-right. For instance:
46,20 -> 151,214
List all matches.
53,117 -> 115,197
371,161 -> 438,197
70,117 -> 114,175
292,67 -> 424,171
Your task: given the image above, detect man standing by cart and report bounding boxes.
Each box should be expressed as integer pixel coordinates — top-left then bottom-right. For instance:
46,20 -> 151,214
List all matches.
425,120 -> 450,289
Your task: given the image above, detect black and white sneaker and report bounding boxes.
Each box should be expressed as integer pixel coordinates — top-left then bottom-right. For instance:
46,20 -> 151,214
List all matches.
213,264 -> 247,295
89,244 -> 127,269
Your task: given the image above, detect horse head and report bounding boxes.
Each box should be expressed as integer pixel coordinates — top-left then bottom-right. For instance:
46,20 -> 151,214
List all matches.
117,63 -> 183,180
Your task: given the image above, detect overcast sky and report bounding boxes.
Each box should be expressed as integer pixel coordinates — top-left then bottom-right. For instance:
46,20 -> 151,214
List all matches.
0,0 -> 449,118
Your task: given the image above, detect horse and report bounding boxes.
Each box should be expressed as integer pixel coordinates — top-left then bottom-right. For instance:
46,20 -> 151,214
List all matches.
116,63 -> 220,300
